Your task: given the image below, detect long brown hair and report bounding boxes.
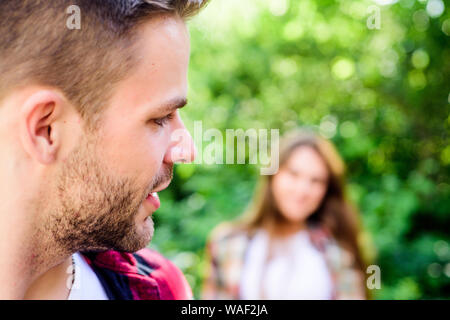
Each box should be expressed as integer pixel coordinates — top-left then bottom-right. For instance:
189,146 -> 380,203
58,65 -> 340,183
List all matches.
238,129 -> 367,274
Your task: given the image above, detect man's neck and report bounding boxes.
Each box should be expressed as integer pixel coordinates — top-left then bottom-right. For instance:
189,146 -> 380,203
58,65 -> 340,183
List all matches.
23,255 -> 73,300
0,208 -> 72,299
0,148 -> 74,299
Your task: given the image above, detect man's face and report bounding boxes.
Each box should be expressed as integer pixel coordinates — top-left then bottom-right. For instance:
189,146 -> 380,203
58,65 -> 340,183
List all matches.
48,15 -> 194,253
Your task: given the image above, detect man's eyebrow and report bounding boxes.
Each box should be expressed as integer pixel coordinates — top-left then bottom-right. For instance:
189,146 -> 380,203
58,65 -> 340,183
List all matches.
154,97 -> 188,114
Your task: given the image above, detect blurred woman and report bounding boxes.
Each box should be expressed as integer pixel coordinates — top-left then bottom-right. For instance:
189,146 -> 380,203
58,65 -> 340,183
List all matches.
202,129 -> 370,300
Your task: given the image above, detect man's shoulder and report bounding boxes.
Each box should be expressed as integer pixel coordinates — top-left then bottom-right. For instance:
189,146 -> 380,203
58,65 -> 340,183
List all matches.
80,248 -> 192,300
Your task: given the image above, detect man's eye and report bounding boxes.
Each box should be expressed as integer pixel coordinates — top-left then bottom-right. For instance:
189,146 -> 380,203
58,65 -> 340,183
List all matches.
152,113 -> 174,127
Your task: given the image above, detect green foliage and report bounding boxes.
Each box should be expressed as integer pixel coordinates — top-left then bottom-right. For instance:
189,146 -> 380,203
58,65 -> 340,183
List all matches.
150,0 -> 450,299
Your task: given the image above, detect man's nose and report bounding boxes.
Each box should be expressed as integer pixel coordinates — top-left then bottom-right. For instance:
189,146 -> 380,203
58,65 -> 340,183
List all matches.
164,126 -> 197,164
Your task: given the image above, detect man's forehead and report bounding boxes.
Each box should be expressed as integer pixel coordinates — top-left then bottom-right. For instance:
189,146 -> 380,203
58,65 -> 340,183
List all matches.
135,14 -> 189,50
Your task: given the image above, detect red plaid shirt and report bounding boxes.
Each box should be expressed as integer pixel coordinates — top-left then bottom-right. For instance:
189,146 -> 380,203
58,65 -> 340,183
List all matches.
80,248 -> 192,300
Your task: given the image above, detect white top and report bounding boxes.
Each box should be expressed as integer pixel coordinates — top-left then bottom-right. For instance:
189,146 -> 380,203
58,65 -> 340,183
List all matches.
68,252 -> 109,300
239,229 -> 333,300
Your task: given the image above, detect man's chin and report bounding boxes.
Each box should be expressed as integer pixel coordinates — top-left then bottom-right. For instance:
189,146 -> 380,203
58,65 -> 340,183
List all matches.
100,218 -> 154,253
142,216 -> 154,243
130,216 -> 154,251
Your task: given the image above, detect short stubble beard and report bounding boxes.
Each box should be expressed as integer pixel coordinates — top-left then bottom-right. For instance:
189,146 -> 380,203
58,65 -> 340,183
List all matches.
42,133 -> 172,255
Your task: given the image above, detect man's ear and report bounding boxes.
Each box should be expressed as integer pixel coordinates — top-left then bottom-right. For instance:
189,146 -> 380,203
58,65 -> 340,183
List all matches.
19,90 -> 65,165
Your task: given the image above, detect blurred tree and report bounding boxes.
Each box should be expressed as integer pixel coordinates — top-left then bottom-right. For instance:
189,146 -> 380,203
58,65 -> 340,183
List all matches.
150,0 -> 449,299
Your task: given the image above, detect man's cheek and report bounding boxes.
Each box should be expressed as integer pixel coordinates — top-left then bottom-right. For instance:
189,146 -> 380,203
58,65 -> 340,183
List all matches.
149,135 -> 171,161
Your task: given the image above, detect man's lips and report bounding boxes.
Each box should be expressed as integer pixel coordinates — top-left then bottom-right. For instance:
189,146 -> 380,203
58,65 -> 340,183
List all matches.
146,192 -> 160,210
145,179 -> 172,211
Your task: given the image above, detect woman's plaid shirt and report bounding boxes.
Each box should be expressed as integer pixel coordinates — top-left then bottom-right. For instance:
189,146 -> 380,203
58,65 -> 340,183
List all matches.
202,223 -> 366,300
